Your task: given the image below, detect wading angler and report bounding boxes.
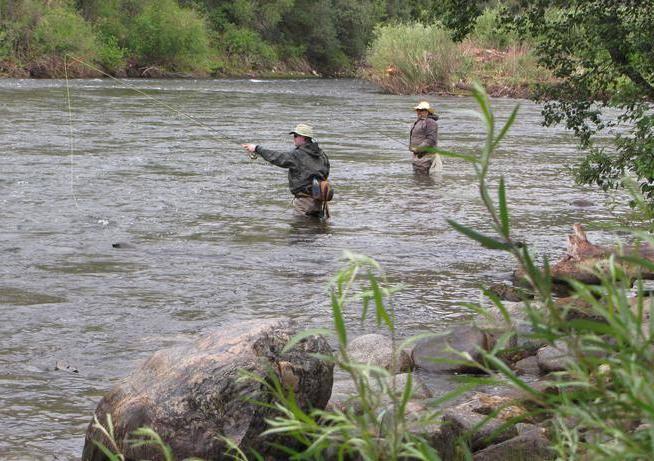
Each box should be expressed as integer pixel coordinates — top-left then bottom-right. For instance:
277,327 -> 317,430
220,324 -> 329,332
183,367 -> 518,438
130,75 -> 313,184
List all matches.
243,124 -> 333,219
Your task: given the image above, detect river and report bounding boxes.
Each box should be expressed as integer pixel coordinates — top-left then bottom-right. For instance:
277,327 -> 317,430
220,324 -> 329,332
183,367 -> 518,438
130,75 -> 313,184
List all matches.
0,78 -> 622,458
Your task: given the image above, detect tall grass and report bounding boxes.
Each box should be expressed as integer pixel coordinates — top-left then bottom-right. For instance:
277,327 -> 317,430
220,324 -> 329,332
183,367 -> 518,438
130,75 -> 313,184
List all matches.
364,18 -> 552,96
365,22 -> 465,94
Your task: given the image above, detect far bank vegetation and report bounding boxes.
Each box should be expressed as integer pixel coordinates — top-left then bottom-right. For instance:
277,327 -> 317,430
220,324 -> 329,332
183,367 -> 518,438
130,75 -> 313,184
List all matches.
0,1 -> 551,97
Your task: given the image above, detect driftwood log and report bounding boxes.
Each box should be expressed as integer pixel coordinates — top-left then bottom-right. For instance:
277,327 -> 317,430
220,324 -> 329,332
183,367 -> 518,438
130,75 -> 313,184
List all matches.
515,224 -> 654,290
552,224 -> 654,283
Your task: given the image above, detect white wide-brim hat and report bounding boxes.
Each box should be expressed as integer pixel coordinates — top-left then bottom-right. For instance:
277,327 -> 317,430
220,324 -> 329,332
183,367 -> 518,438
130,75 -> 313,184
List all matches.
413,101 -> 435,114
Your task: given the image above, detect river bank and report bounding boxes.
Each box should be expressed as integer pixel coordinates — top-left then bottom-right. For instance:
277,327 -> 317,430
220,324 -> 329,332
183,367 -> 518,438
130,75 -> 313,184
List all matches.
0,56 -> 545,100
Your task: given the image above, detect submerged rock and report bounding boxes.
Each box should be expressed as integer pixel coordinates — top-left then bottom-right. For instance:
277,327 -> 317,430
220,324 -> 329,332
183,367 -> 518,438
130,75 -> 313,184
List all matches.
82,318 -> 333,461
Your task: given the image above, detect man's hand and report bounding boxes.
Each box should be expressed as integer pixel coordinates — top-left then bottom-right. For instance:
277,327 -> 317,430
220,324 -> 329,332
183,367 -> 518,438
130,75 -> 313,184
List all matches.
242,143 -> 257,153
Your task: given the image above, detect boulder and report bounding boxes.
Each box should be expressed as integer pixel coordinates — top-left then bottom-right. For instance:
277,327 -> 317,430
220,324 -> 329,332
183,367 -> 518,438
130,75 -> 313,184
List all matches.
412,325 -> 490,373
472,429 -> 555,460
82,318 -> 333,461
346,333 -> 412,373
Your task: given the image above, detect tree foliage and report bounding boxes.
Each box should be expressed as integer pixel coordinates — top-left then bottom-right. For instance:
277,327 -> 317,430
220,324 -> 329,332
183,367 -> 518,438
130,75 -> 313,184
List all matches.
438,0 -> 654,207
2,0 -> 517,76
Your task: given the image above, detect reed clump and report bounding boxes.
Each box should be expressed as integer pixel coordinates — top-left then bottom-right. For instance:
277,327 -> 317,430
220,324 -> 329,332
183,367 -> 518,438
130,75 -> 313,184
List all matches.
363,9 -> 554,96
364,22 -> 464,94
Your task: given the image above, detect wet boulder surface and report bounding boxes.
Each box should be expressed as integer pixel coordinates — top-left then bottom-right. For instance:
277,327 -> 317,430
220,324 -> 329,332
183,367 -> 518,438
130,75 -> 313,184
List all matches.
82,318 -> 333,461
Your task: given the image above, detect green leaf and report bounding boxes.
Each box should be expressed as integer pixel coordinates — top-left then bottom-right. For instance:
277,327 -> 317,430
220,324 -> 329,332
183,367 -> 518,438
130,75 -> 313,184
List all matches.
331,291 -> 347,347
566,319 -> 614,335
368,272 -> 393,331
492,104 -> 519,151
471,82 -> 493,128
498,176 -> 510,236
481,287 -> 513,325
428,146 -> 478,163
399,371 -> 413,416
447,219 -> 512,250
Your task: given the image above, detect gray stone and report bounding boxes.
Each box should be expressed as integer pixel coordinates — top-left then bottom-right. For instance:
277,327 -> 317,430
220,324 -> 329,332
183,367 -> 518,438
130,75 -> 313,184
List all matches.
412,325 -> 490,373
346,333 -> 412,373
327,371 -> 431,413
472,430 -> 555,460
537,343 -> 571,373
513,355 -> 540,377
82,318 -> 333,461
441,392 -> 523,451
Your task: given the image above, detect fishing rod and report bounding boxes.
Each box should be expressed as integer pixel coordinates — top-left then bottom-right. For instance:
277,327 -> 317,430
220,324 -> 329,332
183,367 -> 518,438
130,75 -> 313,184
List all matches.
64,54 -> 257,159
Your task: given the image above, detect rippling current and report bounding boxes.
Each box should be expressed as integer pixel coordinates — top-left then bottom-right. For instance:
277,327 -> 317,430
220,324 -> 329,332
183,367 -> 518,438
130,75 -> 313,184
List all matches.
0,78 -> 624,458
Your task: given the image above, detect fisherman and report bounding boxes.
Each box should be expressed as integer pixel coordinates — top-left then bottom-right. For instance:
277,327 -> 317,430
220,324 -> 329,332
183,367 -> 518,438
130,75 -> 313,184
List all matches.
242,123 -> 332,218
409,101 -> 441,174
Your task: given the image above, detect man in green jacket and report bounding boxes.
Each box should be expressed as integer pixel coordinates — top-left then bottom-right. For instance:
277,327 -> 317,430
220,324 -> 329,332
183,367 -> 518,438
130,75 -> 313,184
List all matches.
242,124 -> 331,218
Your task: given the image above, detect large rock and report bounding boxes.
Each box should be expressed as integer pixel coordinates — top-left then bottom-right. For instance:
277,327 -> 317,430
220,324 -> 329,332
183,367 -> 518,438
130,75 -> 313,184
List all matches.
346,333 -> 412,373
472,429 -> 555,460
82,318 -> 333,461
412,325 -> 490,373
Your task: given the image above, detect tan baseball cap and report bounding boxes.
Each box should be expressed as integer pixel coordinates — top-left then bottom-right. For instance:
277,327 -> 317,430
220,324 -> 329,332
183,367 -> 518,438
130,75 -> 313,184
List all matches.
289,123 -> 314,138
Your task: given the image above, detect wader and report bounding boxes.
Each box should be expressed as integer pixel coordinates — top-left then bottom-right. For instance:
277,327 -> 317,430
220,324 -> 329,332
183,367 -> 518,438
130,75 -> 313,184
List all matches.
292,194 -> 323,217
412,152 -> 443,175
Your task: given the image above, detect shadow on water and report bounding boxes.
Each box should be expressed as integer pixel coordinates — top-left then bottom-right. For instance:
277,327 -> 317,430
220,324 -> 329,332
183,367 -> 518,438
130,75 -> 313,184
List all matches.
412,172 -> 439,187
287,215 -> 332,244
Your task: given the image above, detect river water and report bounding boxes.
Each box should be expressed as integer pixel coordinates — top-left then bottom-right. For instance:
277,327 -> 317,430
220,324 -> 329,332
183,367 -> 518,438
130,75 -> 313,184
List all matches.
0,78 -> 623,458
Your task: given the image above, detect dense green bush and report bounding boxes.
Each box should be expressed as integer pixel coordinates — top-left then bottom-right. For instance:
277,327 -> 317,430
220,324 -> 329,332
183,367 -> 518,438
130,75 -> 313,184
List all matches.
32,5 -> 97,57
127,0 -> 209,71
220,24 -> 277,70
95,32 -> 125,72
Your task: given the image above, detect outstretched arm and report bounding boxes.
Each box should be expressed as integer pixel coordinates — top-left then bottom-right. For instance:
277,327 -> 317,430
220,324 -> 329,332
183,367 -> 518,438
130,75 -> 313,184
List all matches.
253,145 -> 296,168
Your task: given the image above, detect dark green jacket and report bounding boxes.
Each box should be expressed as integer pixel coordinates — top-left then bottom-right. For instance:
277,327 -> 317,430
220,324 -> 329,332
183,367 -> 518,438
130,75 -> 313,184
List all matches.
255,142 -> 330,196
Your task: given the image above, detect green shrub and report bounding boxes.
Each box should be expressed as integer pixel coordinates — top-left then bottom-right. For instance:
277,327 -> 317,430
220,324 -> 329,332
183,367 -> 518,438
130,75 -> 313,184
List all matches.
128,0 -> 210,72
31,5 -> 97,57
365,22 -> 464,93
220,24 -> 277,69
95,33 -> 125,72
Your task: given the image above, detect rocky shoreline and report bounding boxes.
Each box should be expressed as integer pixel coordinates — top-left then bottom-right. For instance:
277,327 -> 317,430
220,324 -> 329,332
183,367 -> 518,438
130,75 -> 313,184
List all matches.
79,225 -> 654,460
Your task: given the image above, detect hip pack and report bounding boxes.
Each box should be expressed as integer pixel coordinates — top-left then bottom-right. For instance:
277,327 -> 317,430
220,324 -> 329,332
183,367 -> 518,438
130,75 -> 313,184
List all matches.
311,178 -> 334,202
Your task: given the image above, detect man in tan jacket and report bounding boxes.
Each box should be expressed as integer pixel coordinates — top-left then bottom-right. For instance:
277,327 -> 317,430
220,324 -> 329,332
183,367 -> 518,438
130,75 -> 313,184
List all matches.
409,101 -> 442,175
